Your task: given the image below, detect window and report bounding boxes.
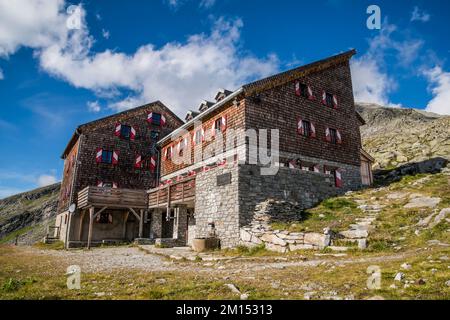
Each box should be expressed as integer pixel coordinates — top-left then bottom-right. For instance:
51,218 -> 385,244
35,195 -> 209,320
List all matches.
299,83 -> 308,98
194,130 -> 202,144
150,130 -> 160,140
178,139 -> 186,155
120,125 -> 131,140
101,150 -> 113,164
166,146 -> 172,160
302,120 -> 311,137
329,128 -> 338,144
214,118 -> 222,133
97,212 -> 113,224
151,113 -> 162,126
325,92 -> 334,108
102,182 -> 112,188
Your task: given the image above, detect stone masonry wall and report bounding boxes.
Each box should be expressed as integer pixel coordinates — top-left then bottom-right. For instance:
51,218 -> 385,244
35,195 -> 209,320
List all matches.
194,164 -> 240,248
238,164 -> 359,227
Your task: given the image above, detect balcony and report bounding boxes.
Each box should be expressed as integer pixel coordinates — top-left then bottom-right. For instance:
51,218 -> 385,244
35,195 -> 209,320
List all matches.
77,186 -> 148,209
148,176 -> 196,208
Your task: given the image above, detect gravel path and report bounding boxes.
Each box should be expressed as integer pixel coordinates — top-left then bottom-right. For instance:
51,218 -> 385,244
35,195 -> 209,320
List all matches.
24,245 -> 437,275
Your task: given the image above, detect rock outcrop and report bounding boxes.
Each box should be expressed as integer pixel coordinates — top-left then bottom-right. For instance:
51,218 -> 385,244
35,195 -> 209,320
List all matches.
0,183 -> 60,244
356,103 -> 450,170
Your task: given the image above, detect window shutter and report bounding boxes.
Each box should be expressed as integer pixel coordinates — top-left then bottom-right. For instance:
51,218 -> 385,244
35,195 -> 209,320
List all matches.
160,114 -> 166,127
147,112 -> 153,124
112,150 -> 119,165
149,155 -> 156,172
295,81 -> 301,96
307,85 -> 314,100
336,129 -> 342,144
332,95 -> 338,109
96,148 -> 103,163
288,159 -> 297,169
130,126 -> 136,140
192,131 -> 196,146
112,182 -> 118,189
211,124 -> 216,138
97,180 -> 103,187
310,122 -> 316,138
321,91 -> 327,105
114,123 -> 121,137
201,127 -> 205,142
221,115 -> 227,131
325,128 -> 331,142
135,154 -> 142,168
335,169 -> 343,188
297,118 -> 304,135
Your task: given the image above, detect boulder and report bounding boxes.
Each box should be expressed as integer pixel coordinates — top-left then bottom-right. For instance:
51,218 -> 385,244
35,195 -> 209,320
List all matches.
303,233 -> 331,248
339,229 -> 369,239
240,229 -> 252,242
404,197 -> 441,209
265,243 -> 288,253
261,233 -> 287,246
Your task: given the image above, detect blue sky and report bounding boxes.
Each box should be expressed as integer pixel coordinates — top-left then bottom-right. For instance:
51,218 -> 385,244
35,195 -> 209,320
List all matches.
0,0 -> 449,198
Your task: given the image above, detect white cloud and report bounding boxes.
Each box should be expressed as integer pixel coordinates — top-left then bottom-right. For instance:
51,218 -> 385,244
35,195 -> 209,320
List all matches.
0,187 -> 26,199
0,0 -> 68,57
87,100 -> 101,112
101,29 -> 110,39
351,57 -> 397,106
423,66 -> 450,115
38,15 -> 279,116
199,0 -> 215,8
0,67 -> 3,79
37,174 -> 57,187
411,6 -> 430,22
351,20 -> 424,107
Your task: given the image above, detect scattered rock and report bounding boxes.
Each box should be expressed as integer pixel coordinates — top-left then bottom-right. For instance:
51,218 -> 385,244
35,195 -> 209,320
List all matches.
394,272 -> 405,281
401,263 -> 412,270
224,283 -> 241,295
404,197 -> 441,209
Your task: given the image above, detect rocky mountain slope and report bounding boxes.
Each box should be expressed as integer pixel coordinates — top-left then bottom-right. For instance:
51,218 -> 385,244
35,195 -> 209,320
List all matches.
0,183 -> 60,244
356,103 -> 450,169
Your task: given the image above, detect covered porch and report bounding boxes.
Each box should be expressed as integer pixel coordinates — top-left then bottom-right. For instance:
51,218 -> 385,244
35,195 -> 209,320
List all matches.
147,176 -> 196,247
75,186 -> 148,249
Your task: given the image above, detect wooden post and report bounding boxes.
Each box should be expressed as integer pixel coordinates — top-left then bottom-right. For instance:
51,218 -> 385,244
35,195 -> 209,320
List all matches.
123,211 -> 129,240
78,210 -> 86,241
139,209 -> 144,238
87,207 -> 95,249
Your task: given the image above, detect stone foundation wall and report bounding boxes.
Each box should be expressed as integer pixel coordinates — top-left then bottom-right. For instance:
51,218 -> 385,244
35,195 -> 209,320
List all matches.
238,164 -> 360,227
192,162 -> 361,250
194,164 -> 240,248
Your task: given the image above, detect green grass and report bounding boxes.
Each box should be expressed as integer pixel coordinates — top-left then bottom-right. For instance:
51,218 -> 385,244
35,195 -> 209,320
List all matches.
271,197 -> 363,233
33,241 -> 65,250
0,226 -> 34,244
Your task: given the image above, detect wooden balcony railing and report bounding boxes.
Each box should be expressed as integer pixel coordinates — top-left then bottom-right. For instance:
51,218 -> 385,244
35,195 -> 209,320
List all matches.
77,186 -> 148,209
148,176 -> 196,208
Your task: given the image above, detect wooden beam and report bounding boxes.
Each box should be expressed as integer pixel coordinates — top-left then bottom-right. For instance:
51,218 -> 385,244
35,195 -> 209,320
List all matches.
78,210 -> 86,241
93,206 -> 108,219
122,211 -> 129,239
129,207 -> 141,221
87,207 -> 94,249
138,209 -> 144,238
